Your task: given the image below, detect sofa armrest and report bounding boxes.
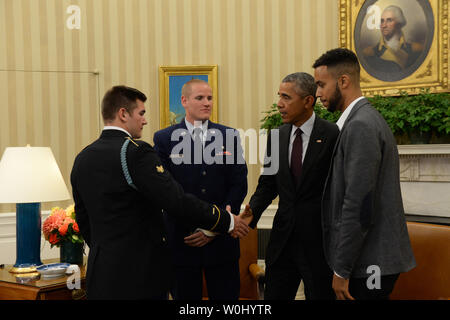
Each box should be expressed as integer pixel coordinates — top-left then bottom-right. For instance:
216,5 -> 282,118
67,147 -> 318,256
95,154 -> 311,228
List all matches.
249,263 -> 265,300
249,263 -> 265,280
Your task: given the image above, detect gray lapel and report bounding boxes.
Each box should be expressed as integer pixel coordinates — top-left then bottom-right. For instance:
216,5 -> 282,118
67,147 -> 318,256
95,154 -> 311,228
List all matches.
330,98 -> 370,160
323,99 -> 370,194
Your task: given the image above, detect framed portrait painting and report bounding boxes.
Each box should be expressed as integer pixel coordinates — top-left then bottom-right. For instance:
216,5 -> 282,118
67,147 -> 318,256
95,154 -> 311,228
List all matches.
158,65 -> 218,129
339,0 -> 449,96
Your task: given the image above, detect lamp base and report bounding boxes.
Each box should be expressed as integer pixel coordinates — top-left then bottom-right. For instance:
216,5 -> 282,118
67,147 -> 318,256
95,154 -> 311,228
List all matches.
9,264 -> 41,274
10,203 -> 43,273
14,272 -> 41,283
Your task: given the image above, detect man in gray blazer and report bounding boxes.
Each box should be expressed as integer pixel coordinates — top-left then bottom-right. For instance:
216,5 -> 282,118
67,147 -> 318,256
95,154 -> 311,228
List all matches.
313,48 -> 416,300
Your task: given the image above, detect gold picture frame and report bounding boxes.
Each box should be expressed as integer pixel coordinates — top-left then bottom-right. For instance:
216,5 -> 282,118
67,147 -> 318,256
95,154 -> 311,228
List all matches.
158,65 -> 218,129
339,0 -> 448,96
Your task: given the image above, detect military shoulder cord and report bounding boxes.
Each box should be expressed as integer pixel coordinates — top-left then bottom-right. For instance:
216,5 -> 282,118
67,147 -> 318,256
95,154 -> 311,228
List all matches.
120,138 -> 138,190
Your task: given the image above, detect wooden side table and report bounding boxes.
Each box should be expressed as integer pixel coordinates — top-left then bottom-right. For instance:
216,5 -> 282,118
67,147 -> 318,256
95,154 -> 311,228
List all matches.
0,259 -> 86,300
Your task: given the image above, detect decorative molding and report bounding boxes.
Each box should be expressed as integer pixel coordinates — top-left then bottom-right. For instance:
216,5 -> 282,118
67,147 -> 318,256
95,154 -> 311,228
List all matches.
398,144 -> 450,156
396,144 -> 450,217
360,76 -> 371,83
400,158 -> 421,181
416,60 -> 433,79
256,205 -> 277,230
398,144 -> 450,182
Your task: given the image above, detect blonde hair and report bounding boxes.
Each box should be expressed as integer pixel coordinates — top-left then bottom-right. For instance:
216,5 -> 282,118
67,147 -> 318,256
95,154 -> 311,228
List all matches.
181,79 -> 210,98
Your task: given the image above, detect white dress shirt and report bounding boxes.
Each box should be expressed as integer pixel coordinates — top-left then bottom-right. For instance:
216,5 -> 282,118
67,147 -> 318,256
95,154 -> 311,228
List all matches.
336,96 -> 365,130
103,125 -> 132,137
288,112 -> 316,168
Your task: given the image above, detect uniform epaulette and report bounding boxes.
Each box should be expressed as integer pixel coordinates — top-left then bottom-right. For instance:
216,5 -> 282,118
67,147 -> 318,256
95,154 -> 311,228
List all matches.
126,137 -> 150,149
125,136 -> 139,147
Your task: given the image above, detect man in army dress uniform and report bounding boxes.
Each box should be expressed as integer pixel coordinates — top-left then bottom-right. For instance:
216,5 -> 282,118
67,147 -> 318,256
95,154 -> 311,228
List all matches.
71,85 -> 250,300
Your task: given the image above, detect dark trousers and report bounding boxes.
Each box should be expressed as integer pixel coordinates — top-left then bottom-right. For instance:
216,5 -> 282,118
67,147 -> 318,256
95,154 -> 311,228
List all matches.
172,260 -> 240,300
349,273 -> 399,300
264,242 -> 334,300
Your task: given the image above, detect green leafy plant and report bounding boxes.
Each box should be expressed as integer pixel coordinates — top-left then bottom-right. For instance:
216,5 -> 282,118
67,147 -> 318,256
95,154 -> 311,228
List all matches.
414,89 -> 450,135
368,94 -> 403,135
369,89 -> 450,143
260,103 -> 282,131
437,103 -> 450,135
261,90 -> 450,144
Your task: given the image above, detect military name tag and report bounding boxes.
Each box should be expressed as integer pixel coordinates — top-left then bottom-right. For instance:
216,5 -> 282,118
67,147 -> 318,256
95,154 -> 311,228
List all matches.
169,154 -> 184,158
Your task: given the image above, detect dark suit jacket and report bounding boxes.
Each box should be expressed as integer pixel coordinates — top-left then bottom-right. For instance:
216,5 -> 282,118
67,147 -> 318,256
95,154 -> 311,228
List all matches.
321,99 -> 416,279
249,115 -> 339,269
70,129 -> 231,299
153,120 -> 248,267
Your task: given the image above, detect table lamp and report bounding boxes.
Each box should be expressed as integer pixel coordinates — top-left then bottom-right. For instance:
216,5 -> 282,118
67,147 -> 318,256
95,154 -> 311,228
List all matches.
0,146 -> 71,273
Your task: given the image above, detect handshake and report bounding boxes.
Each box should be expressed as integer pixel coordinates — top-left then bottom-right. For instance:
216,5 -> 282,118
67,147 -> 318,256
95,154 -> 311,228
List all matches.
229,204 -> 253,239
183,205 -> 253,248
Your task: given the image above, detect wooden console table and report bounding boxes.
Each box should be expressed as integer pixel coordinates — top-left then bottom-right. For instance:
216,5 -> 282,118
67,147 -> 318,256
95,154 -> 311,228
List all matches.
0,260 -> 86,300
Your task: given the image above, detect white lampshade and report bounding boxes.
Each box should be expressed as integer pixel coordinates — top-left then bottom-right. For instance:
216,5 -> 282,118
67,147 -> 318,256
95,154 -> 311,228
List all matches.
0,146 -> 71,203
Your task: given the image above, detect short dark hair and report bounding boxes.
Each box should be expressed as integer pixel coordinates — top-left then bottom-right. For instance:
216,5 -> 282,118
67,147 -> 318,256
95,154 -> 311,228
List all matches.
312,48 -> 360,80
282,72 -> 317,106
101,85 -> 147,122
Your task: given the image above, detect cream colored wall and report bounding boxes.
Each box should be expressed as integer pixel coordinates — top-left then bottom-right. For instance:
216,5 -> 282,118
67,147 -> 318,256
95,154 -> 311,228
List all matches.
0,0 -> 339,213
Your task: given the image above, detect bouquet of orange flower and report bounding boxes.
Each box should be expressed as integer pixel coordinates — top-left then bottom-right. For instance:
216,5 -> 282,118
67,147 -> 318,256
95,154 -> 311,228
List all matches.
42,205 -> 84,248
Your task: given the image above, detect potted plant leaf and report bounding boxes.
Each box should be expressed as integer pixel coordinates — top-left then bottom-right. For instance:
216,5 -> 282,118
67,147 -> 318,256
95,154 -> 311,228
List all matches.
261,90 -> 450,145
